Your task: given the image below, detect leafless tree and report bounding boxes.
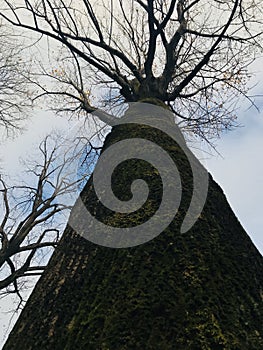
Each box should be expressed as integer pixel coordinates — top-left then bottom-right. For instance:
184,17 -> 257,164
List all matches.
0,21 -> 33,136
0,132 -> 100,307
0,0 -> 262,141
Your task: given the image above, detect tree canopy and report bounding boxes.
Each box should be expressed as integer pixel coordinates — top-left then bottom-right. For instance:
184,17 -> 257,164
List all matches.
0,0 -> 262,139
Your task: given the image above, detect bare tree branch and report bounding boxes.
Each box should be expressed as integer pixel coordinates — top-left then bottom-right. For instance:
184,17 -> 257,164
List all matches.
0,132 -> 98,302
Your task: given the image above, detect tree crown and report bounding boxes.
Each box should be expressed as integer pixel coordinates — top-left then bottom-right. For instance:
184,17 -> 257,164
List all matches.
0,0 -> 262,139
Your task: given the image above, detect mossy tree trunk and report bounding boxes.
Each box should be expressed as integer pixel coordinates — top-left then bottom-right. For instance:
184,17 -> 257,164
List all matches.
4,105 -> 263,350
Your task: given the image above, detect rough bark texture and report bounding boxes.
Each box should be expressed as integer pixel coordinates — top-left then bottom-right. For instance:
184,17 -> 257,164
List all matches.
4,107 -> 263,350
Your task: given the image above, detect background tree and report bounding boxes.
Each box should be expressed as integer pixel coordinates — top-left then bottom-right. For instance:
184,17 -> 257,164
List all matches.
0,21 -> 32,135
0,132 -> 98,308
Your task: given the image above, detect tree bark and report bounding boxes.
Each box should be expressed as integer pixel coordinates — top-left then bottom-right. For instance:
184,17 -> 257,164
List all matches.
4,105 -> 263,350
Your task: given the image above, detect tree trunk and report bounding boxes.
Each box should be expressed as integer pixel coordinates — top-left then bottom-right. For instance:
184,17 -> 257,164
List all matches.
4,104 -> 263,350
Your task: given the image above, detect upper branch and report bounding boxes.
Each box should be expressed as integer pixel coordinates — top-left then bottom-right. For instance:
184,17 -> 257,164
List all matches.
144,0 -> 157,77
1,0 -> 142,95
166,0 -> 240,101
